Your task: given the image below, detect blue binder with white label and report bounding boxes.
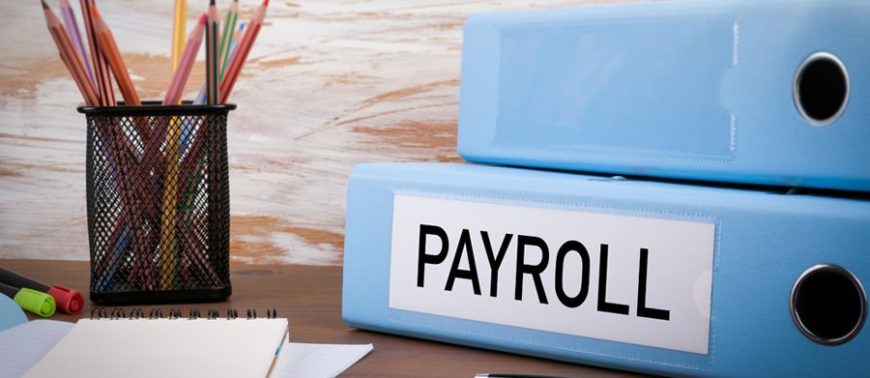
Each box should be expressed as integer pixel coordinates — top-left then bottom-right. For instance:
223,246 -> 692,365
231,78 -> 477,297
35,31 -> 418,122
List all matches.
342,163 -> 869,377
457,0 -> 870,192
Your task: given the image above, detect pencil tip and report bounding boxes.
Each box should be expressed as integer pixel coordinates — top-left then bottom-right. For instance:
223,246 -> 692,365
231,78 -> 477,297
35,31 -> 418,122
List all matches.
41,0 -> 49,10
210,0 -> 215,5
198,13 -> 207,24
263,0 -> 269,6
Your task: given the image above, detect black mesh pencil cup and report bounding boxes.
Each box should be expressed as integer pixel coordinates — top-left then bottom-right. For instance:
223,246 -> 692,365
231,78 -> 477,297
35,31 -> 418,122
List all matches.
79,102 -> 236,304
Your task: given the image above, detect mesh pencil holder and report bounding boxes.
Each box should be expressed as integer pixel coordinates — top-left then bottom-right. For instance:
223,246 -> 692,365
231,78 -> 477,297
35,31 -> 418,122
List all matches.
79,102 -> 236,304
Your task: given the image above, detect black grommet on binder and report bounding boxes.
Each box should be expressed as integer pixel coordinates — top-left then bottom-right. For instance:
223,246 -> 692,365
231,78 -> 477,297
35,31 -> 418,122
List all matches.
793,52 -> 849,127
792,264 -> 867,345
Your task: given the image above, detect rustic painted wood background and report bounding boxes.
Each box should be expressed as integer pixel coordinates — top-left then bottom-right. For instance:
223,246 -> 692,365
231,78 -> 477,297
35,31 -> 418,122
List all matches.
0,0 -> 587,265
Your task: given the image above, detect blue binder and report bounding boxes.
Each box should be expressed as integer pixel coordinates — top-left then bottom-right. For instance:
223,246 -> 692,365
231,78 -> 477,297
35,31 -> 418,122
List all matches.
342,162 -> 869,377
457,0 -> 870,192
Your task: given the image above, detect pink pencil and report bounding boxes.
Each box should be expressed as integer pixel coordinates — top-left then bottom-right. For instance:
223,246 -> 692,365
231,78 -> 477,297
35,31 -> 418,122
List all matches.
164,14 -> 206,105
219,0 -> 268,104
59,0 -> 95,86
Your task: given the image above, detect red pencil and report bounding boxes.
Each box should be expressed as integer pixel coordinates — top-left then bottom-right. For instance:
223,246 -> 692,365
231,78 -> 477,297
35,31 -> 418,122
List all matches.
42,1 -> 99,106
219,0 -> 268,104
80,0 -> 115,106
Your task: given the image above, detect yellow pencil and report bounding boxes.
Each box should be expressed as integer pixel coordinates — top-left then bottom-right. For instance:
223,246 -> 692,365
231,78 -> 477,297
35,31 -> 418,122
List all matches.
172,0 -> 187,72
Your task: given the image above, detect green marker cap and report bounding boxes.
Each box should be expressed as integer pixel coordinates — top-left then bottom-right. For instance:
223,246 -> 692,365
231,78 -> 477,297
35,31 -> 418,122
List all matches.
13,288 -> 56,317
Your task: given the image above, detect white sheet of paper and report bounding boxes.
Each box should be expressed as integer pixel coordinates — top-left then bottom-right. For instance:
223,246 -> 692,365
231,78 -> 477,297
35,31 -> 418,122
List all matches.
271,342 -> 373,378
1,318 -> 372,378
0,320 -> 74,378
23,319 -> 288,378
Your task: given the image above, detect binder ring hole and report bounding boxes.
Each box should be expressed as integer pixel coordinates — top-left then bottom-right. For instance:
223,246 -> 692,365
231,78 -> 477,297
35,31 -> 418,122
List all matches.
793,52 -> 849,126
791,264 -> 866,345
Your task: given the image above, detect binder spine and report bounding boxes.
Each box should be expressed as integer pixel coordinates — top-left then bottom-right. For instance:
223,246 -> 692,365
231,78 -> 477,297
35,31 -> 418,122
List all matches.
342,163 -> 870,377
457,0 -> 870,191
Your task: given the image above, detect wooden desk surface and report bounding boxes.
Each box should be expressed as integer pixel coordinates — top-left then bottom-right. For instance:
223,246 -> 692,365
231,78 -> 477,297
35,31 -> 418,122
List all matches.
1,259 -> 633,377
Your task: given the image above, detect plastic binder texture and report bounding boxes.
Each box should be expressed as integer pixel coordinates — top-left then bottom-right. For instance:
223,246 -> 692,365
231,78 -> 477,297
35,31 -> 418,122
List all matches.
342,163 -> 869,377
457,0 -> 870,192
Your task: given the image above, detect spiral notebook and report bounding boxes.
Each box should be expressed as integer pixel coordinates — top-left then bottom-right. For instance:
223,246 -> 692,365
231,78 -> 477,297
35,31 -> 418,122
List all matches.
23,310 -> 289,378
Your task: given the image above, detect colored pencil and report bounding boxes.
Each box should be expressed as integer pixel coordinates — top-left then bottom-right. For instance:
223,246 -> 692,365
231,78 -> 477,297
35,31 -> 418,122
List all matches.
172,0 -> 188,72
45,2 -> 143,289
194,22 -> 244,105
206,0 -> 220,104
42,1 -> 98,106
219,0 -> 239,79
160,14 -> 206,290
91,5 -> 140,107
220,0 -> 269,104
79,0 -> 114,106
90,5 -> 163,286
164,15 -> 207,105
58,0 -> 95,87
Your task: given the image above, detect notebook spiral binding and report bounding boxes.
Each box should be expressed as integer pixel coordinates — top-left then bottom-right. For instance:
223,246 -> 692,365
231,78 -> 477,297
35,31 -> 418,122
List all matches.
90,307 -> 279,320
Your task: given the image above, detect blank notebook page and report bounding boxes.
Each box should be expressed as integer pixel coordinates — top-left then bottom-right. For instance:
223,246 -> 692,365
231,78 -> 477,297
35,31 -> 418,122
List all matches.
23,318 -> 288,378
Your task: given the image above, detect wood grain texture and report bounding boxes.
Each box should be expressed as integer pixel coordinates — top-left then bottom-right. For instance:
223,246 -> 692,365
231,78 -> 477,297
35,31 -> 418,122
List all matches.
1,259 -> 637,377
1,0 -> 592,264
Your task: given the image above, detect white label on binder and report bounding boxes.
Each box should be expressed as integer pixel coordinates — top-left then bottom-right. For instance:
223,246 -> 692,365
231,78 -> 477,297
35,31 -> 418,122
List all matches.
389,194 -> 715,355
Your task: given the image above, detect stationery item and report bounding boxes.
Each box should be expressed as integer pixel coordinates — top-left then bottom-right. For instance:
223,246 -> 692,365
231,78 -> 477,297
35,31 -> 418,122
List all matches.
223,22 -> 246,79
171,0 -> 187,72
0,268 -> 83,315
59,49 -> 99,106
206,0 -> 221,104
195,22 -> 245,105
160,14 -> 207,290
0,294 -> 27,333
79,0 -> 114,106
80,102 -> 234,304
219,0 -> 239,79
90,5 -> 140,106
23,309 -> 288,378
58,0 -> 94,85
42,0 -> 99,107
343,162 -> 869,377
457,0 -> 870,192
193,82 -> 207,105
220,0 -> 269,103
270,342 -> 374,378
164,14 -> 207,105
0,320 -> 74,378
0,316 -> 371,378
0,283 -> 55,318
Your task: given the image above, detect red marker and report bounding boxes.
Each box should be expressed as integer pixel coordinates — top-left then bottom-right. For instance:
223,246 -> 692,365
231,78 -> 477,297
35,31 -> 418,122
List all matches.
0,268 -> 83,314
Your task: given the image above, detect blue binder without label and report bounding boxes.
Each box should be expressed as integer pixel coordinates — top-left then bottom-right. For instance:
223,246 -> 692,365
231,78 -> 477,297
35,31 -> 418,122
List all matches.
457,0 -> 870,192
342,163 -> 869,377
